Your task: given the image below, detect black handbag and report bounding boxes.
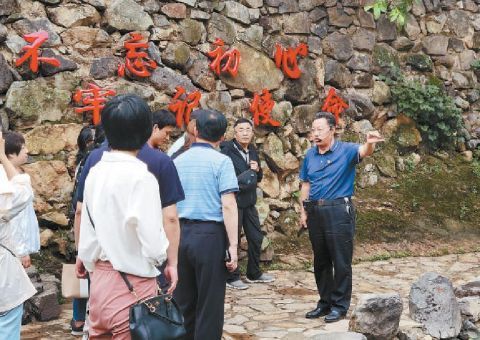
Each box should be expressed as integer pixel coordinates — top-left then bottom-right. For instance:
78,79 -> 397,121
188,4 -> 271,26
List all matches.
119,272 -> 187,340
85,204 -> 186,340
237,169 -> 258,191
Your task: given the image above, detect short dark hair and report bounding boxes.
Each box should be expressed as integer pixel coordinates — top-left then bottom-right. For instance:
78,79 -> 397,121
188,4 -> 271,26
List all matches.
234,118 -> 253,128
4,131 -> 25,156
152,110 -> 176,129
314,111 -> 336,129
94,124 -> 105,147
77,126 -> 94,154
101,94 -> 152,151
195,109 -> 227,143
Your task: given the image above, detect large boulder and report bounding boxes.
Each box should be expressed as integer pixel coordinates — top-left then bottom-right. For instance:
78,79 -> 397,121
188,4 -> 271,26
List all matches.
283,59 -> 319,104
349,293 -> 403,340
223,1 -> 250,24
150,66 -> 197,95
458,296 -> 480,322
262,133 -> 299,172
422,35 -> 449,56
219,43 -> 284,93
323,32 -> 354,62
207,13 -> 236,45
324,60 -> 352,89
5,79 -> 72,128
0,54 -> 14,94
292,102 -> 321,134
187,52 -> 216,92
180,19 -> 206,45
46,3 -> 100,28
105,0 -> 153,31
345,92 -> 375,120
24,124 -> 82,155
455,279 -> 480,298
409,272 -> 462,339
12,18 -> 62,47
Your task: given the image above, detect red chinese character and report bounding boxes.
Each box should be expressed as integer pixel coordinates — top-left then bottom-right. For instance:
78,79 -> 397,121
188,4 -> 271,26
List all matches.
168,86 -> 201,128
250,89 -> 280,127
274,43 -> 308,79
118,33 -> 157,78
207,38 -> 241,77
15,31 -> 60,73
321,88 -> 349,123
73,83 -> 116,125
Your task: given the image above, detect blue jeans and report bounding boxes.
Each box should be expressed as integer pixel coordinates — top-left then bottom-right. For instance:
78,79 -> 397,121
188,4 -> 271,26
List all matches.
72,298 -> 87,321
0,303 -> 23,340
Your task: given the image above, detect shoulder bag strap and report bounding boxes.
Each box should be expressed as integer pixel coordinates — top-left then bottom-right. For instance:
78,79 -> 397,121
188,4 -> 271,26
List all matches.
0,243 -> 15,257
85,203 -> 136,295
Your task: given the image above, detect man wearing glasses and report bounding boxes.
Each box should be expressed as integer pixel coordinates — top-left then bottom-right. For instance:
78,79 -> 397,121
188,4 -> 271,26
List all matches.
299,112 -> 384,323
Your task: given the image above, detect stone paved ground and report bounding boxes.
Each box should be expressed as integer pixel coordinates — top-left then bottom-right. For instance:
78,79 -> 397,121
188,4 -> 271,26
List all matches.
22,252 -> 480,339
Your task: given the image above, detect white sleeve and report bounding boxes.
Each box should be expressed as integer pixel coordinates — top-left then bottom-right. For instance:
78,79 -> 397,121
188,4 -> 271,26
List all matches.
0,167 -> 34,222
127,174 -> 168,265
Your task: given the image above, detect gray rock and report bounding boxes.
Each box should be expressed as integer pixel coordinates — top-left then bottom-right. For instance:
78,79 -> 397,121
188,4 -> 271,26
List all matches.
0,54 -> 14,94
376,15 -> 397,42
244,0 -> 263,8
358,8 -> 375,28
404,15 -> 421,40
208,13 -> 236,45
187,52 -> 216,91
25,281 -> 61,321
283,12 -> 310,34
452,72 -> 473,89
293,102 -> 321,133
352,119 -> 373,135
39,50 -> 78,77
90,57 -> 122,79
409,272 -> 462,339
176,0 -> 196,6
406,53 -> 433,72
105,0 -> 153,31
455,279 -> 480,298
352,73 -> 373,88
219,43 -> 284,93
0,24 -> 8,43
259,16 -> 282,33
162,41 -> 192,71
447,11 -> 472,37
372,43 -> 400,74
311,20 -> 329,38
12,18 -> 62,47
458,296 -> 480,322
147,42 -> 162,66
161,3 -> 187,18
309,7 -> 327,22
423,35 -> 449,56
346,53 -> 372,72
181,19 -> 206,45
299,0 -> 325,10
310,332 -> 367,340
265,0 -> 299,13
349,293 -> 402,339
392,37 -> 414,51
376,154 -> 398,178
352,28 -> 376,52
0,0 -> 18,16
283,59 -> 318,104
345,93 -> 375,120
325,60 -> 352,89
323,32 -> 353,62
150,67 -> 197,96
239,25 -> 263,49
328,6 -> 354,27
141,0 -> 160,13
459,50 -> 476,71
5,78 -> 72,127
191,9 -> 210,20
46,3 -> 100,28
372,81 -> 391,105
223,1 -> 250,24
82,0 -> 106,10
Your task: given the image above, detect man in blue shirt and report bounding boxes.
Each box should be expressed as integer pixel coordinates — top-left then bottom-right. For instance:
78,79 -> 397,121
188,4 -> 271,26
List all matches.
73,114 -> 185,295
173,109 -> 239,340
299,112 -> 384,323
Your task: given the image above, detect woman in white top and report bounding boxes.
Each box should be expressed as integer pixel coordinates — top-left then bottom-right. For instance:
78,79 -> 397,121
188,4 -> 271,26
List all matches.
76,94 -> 169,339
0,131 -> 37,340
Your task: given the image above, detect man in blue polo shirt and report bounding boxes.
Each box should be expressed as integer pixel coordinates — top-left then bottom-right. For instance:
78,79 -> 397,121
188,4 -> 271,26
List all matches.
299,111 -> 384,323
173,109 -> 239,340
73,111 -> 185,296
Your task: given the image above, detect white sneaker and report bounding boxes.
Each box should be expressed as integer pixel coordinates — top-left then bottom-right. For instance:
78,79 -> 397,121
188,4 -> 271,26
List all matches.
245,273 -> 275,283
226,279 -> 249,290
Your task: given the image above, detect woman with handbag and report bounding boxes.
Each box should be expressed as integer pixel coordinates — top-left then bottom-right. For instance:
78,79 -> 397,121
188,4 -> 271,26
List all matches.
0,131 -> 37,340
75,94 -> 170,339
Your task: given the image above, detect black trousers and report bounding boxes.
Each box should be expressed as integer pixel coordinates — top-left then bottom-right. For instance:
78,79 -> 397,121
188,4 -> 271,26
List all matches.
173,221 -> 227,340
227,205 -> 263,282
306,201 -> 355,314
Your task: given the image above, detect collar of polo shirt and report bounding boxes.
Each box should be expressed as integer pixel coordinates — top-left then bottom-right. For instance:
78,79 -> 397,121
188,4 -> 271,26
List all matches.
316,138 -> 338,155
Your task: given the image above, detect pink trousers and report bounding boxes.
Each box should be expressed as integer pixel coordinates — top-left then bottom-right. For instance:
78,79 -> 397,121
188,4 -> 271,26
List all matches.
88,261 -> 157,340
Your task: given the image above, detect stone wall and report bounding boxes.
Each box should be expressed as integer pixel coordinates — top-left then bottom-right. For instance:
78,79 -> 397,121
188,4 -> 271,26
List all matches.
1,0 -> 480,257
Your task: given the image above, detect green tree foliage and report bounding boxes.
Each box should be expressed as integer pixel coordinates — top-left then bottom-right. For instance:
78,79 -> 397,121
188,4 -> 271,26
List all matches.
390,78 -> 464,150
365,0 -> 417,27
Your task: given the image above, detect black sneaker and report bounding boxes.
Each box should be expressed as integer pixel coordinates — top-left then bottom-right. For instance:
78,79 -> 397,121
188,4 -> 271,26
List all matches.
70,319 -> 85,336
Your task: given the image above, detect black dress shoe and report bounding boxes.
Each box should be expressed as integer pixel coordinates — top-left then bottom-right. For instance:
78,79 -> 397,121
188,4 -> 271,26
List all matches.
324,310 -> 345,323
305,306 -> 330,319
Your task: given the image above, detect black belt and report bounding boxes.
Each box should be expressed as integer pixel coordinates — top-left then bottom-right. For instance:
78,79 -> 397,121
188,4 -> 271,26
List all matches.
179,218 -> 222,225
303,197 -> 350,208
